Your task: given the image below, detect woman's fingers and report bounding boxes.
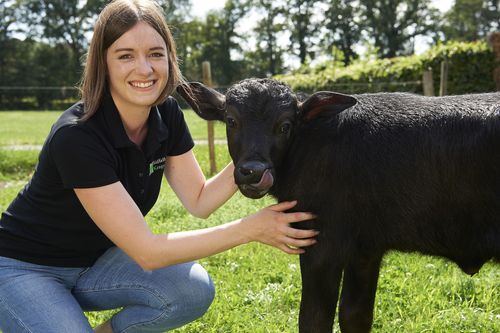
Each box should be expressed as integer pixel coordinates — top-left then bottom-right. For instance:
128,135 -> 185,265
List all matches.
268,200 -> 298,212
278,244 -> 305,255
282,236 -> 317,248
285,227 -> 319,239
268,201 -> 316,223
248,200 -> 319,254
284,211 -> 317,224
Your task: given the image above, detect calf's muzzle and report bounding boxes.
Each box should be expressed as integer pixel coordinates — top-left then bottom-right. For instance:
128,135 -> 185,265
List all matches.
234,161 -> 275,198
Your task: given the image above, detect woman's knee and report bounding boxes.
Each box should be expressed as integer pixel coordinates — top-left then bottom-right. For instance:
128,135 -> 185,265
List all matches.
192,270 -> 215,316
147,262 -> 215,320
171,262 -> 215,317
112,263 -> 215,332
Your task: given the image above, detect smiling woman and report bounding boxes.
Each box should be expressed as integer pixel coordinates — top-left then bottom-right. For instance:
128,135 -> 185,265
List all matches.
106,22 -> 170,145
0,1 -> 317,332
79,0 -> 182,122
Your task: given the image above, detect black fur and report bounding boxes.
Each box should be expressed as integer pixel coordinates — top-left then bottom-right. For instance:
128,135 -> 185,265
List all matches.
178,79 -> 500,333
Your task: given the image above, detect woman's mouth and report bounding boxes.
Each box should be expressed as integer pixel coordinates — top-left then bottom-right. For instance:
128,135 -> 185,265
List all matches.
129,80 -> 156,88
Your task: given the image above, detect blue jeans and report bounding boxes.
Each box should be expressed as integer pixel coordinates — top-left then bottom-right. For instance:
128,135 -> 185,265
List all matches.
0,247 -> 215,333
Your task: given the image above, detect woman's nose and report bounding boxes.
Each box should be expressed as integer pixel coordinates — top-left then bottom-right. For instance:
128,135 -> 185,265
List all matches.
135,56 -> 153,75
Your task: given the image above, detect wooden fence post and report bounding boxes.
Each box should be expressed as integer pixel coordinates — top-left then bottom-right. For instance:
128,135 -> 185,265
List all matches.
488,32 -> 500,91
439,59 -> 448,96
202,61 -> 217,175
422,69 -> 434,96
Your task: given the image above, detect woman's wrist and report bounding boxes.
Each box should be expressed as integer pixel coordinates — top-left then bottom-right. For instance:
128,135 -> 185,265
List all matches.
230,218 -> 254,245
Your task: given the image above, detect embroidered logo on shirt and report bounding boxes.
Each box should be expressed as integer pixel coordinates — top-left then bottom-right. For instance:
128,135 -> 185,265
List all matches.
149,157 -> 166,175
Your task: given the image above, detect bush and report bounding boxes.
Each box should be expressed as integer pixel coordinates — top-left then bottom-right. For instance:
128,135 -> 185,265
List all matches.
276,41 -> 496,95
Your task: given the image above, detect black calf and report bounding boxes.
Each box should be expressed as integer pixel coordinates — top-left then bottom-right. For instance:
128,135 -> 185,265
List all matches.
178,79 -> 500,332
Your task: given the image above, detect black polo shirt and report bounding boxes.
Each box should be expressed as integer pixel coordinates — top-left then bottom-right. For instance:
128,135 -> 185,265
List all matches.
0,93 -> 194,267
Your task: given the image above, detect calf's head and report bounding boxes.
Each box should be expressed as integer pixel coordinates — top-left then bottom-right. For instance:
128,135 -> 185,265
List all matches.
177,78 -> 357,199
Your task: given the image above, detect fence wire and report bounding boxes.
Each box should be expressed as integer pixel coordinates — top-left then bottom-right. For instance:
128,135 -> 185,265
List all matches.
0,81 -> 422,110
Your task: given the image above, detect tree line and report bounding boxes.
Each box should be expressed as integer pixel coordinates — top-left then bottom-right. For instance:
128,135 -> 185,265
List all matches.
0,0 -> 499,97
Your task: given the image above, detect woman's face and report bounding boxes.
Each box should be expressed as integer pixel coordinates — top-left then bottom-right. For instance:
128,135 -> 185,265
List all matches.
106,22 -> 169,113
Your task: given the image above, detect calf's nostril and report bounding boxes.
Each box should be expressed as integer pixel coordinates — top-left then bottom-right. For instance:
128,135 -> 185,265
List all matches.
238,167 -> 254,176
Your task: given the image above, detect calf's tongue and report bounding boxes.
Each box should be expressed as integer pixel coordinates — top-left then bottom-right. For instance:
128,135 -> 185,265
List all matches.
251,169 -> 274,189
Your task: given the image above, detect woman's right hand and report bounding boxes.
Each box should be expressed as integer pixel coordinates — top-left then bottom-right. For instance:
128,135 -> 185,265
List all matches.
240,200 -> 318,254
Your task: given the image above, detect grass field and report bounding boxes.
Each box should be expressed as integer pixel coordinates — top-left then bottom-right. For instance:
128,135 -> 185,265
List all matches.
0,110 -> 226,146
0,111 -> 498,332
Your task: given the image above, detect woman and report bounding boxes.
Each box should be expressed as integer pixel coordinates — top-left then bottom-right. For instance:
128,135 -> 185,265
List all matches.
0,1 -> 318,332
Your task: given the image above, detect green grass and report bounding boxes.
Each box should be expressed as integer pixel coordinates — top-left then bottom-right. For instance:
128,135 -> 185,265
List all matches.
1,172 -> 498,332
0,149 -> 39,181
0,111 -> 61,145
0,110 -> 225,146
0,111 -> 498,332
184,111 -> 226,141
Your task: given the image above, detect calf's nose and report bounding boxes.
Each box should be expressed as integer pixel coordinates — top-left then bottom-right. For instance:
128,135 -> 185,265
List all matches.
236,161 -> 268,184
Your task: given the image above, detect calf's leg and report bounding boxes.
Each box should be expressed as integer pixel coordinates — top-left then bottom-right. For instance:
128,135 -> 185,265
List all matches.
338,253 -> 383,333
298,244 -> 344,333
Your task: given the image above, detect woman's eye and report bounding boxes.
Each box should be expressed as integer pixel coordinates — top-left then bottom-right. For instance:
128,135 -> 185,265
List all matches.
151,52 -> 165,58
279,122 -> 291,134
118,54 -> 132,60
226,117 -> 237,128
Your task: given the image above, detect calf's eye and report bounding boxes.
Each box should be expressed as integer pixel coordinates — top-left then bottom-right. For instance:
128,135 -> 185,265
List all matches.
280,122 -> 291,134
226,117 -> 237,128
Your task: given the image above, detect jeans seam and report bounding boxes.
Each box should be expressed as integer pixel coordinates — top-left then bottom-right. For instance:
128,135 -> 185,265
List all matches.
75,284 -> 170,309
75,284 -> 174,332
77,267 -> 91,277
118,306 -> 171,333
0,296 -> 33,333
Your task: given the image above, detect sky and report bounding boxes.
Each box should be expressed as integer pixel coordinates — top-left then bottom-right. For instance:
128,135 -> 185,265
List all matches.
191,0 -> 227,18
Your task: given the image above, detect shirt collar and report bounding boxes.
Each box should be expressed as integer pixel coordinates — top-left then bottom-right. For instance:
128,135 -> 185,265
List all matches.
144,105 -> 169,157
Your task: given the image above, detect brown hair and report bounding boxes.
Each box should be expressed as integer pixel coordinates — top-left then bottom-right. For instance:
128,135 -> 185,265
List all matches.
79,0 -> 183,120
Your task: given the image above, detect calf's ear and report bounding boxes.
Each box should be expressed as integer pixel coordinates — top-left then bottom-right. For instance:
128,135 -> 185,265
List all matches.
298,91 -> 357,121
176,82 -> 226,121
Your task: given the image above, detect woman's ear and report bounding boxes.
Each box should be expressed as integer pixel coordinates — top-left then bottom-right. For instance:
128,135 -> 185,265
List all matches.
298,91 -> 357,121
176,82 -> 226,121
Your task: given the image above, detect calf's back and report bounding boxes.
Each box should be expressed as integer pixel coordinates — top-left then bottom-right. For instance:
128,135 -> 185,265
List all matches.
272,92 -> 500,272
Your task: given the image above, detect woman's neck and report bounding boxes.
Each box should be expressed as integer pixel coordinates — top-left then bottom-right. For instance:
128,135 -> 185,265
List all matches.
115,103 -> 150,147
123,117 -> 149,147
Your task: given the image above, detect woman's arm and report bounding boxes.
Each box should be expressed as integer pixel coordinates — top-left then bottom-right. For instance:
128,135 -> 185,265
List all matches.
164,150 -> 238,218
75,183 -> 317,271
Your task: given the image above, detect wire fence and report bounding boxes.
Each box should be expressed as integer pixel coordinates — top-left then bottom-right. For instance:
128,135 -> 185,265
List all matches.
0,80 -> 423,111
304,80 -> 422,95
0,86 -> 80,110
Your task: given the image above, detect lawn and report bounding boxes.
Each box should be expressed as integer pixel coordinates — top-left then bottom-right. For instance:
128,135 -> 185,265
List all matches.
0,109 -> 226,146
0,111 -> 498,332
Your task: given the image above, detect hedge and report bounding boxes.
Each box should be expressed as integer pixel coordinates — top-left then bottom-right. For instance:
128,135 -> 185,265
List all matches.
276,40 -> 497,95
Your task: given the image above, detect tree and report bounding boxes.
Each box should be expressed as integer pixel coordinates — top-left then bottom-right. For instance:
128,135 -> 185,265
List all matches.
323,0 -> 364,65
483,0 -> 500,32
441,0 -> 500,42
0,0 -> 23,86
159,0 -> 192,24
175,18 -> 207,81
359,0 -> 440,58
189,0 -> 250,85
159,0 -> 202,80
32,42 -> 80,107
286,0 -> 323,64
0,0 -> 22,41
157,0 -> 192,42
251,0 -> 287,76
0,38 -> 34,107
219,0 -> 251,83
21,0 -> 108,73
0,37 -> 78,109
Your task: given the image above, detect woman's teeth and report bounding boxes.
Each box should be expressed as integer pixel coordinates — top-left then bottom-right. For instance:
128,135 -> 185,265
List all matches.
130,81 -> 154,88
